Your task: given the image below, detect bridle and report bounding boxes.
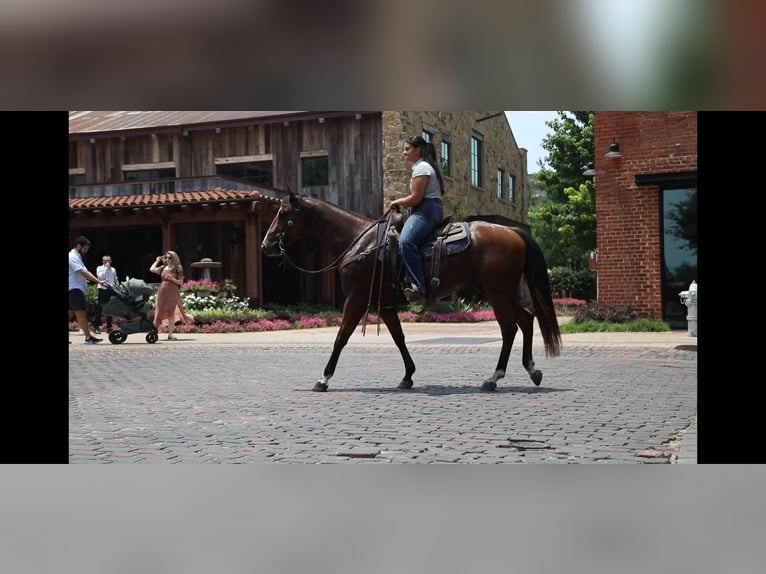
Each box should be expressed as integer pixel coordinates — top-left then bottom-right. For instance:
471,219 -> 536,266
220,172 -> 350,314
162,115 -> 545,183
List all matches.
274,204 -> 396,275
271,203 -> 400,335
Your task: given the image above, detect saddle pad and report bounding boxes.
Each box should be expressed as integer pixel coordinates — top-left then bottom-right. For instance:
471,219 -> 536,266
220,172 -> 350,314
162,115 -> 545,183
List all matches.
420,222 -> 470,257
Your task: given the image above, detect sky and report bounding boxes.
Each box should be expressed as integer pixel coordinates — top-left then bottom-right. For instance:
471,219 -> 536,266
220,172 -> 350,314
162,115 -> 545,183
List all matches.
504,111 -> 559,173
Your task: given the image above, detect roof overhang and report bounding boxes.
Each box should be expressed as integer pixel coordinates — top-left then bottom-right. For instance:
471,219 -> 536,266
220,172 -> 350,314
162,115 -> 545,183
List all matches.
69,188 -> 283,216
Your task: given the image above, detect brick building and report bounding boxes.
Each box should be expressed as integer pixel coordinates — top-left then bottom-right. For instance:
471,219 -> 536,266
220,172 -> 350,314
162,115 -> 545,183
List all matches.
592,111 -> 697,327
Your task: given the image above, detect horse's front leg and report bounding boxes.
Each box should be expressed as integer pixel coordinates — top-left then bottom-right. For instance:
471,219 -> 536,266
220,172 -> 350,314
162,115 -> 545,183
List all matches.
314,298 -> 366,392
379,307 -> 416,389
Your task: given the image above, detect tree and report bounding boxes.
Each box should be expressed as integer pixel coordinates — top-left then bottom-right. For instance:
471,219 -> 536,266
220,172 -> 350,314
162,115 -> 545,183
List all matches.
529,111 -> 595,268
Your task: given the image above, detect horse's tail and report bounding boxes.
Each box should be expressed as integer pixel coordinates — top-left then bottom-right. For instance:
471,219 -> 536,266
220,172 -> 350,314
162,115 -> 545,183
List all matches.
516,228 -> 562,358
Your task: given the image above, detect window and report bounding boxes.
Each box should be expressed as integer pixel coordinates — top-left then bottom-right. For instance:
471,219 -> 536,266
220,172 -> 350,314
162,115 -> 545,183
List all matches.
216,161 -> 273,186
122,167 -> 176,193
661,187 -> 697,328
69,171 -> 85,197
69,172 -> 85,186
123,168 -> 175,181
497,168 -> 504,199
471,135 -> 483,187
301,155 -> 329,187
440,138 -> 451,177
422,129 -> 433,143
508,174 -> 515,203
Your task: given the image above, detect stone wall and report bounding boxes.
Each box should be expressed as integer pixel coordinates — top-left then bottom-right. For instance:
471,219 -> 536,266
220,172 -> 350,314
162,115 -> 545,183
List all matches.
382,111 -> 529,224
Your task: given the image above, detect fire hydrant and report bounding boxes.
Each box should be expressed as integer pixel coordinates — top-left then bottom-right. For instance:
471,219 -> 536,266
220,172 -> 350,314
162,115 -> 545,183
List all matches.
679,280 -> 697,337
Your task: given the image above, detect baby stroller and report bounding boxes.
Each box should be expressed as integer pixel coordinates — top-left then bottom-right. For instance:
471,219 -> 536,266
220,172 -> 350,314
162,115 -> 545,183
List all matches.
101,278 -> 159,344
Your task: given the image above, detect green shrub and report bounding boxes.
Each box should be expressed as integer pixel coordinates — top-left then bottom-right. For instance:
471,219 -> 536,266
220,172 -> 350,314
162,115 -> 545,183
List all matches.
561,318 -> 671,333
191,308 -> 275,323
548,266 -> 596,300
262,302 -> 339,319
85,284 -> 99,319
573,302 -> 636,323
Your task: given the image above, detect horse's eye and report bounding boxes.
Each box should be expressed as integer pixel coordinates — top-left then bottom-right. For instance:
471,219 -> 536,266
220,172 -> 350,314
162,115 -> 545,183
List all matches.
287,220 -> 293,227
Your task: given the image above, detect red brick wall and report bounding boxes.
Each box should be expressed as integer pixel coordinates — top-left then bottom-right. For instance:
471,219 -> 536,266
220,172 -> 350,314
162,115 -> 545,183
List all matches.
594,111 -> 697,319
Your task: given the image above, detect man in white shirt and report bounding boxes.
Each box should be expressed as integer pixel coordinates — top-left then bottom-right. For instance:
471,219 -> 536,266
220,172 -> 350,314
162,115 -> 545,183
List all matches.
69,236 -> 108,344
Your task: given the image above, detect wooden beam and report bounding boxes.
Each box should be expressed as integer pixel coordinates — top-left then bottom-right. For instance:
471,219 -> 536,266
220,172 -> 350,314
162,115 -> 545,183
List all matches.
122,161 -> 176,171
300,149 -> 328,158
214,154 -> 272,164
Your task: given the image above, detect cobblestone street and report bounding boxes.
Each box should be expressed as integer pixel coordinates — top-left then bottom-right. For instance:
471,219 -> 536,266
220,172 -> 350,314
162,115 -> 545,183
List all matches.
69,322 -> 697,463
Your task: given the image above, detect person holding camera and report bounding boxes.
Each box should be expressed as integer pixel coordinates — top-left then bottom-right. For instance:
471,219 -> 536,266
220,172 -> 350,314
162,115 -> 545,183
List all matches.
149,250 -> 194,340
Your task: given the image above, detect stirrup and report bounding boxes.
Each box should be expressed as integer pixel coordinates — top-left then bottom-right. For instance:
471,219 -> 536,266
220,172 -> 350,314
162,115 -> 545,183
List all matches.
403,286 -> 425,303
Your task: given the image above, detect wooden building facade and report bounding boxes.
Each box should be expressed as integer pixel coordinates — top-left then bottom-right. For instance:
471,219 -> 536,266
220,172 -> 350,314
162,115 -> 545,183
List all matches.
69,111 -> 529,307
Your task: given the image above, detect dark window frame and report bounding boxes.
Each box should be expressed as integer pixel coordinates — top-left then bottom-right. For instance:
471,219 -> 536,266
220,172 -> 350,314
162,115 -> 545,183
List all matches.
216,160 -> 274,187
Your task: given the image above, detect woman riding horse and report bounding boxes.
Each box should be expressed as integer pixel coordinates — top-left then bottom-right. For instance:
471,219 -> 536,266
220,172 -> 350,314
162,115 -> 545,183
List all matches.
388,135 -> 446,304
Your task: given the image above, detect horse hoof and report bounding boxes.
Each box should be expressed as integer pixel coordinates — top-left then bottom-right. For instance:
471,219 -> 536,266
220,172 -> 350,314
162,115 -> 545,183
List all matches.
397,379 -> 413,390
312,382 -> 328,392
481,381 -> 497,392
531,371 -> 543,387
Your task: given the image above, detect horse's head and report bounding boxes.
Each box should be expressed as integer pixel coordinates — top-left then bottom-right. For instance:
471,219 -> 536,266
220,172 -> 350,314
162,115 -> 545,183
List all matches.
261,187 -> 311,256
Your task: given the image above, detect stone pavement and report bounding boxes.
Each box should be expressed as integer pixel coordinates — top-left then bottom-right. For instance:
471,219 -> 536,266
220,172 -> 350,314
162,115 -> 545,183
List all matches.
68,320 -> 697,463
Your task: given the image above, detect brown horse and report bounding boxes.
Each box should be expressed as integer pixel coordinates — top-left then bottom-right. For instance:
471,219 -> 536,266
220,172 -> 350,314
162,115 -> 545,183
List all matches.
261,189 -> 561,392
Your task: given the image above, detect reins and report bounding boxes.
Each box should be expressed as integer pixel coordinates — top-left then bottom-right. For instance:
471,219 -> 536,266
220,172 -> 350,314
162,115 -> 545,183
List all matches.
361,207 -> 397,336
280,206 -> 398,337
280,210 -> 390,274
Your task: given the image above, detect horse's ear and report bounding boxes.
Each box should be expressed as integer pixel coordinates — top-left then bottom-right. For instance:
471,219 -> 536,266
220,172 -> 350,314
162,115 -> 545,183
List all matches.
286,185 -> 301,209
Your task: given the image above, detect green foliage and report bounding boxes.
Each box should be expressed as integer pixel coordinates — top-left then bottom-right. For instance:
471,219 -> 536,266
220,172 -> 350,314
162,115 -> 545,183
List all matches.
85,283 -> 99,315
191,308 -> 274,323
262,302 -> 340,318
404,294 -> 492,315
548,266 -> 596,300
535,111 -> 594,201
573,302 -> 637,324
449,296 -> 489,313
560,318 -> 671,333
529,111 -> 595,269
442,197 -> 469,221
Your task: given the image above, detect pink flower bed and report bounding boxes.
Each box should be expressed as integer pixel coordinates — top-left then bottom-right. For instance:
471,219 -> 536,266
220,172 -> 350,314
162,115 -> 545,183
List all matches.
72,299 -> 579,334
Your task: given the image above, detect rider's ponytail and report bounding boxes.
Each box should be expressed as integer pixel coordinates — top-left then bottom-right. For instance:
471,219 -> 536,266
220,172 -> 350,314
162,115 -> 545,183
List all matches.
407,136 -> 446,196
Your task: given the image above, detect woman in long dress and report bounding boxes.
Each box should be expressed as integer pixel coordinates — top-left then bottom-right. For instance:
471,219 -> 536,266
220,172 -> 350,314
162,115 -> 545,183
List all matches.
149,250 -> 194,340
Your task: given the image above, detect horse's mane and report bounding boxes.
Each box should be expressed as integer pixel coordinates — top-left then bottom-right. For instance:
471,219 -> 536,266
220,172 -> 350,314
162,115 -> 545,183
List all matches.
299,195 -> 375,227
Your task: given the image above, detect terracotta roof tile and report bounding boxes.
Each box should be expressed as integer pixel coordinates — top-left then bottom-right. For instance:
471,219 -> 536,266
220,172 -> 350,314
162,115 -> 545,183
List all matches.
69,188 -> 283,210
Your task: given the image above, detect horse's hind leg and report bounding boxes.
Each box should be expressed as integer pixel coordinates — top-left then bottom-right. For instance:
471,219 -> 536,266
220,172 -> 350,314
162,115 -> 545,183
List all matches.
481,299 -> 517,392
314,298 -> 366,392
379,307 -> 416,389
516,305 -> 542,386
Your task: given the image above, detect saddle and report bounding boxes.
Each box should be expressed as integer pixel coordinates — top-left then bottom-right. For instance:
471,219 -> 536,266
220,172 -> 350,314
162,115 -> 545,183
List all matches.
380,217 -> 472,300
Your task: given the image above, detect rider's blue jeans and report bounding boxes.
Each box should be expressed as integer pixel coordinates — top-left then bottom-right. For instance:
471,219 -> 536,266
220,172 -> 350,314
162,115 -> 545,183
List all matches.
399,197 -> 443,293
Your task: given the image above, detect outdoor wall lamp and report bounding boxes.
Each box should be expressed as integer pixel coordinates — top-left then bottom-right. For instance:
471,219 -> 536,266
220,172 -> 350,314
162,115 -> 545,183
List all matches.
582,162 -> 596,176
605,138 -> 622,158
